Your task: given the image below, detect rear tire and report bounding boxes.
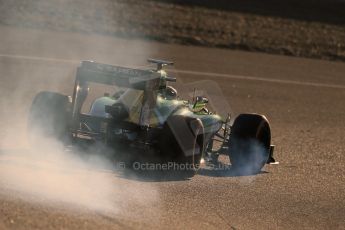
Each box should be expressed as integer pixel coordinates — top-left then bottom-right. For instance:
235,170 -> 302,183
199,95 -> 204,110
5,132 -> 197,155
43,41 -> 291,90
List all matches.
28,91 -> 71,143
229,114 -> 271,175
159,115 -> 204,171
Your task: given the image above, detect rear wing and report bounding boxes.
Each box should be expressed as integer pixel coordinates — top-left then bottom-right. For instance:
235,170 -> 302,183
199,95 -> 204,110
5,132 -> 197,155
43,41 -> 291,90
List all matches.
71,60 -> 162,128
75,61 -> 161,90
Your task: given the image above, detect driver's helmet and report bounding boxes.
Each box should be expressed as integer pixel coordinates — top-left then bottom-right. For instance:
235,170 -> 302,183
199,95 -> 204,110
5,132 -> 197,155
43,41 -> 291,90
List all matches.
160,86 -> 177,100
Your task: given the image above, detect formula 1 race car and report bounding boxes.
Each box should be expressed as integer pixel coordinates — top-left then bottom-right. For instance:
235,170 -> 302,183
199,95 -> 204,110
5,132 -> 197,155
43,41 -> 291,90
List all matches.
28,59 -> 275,174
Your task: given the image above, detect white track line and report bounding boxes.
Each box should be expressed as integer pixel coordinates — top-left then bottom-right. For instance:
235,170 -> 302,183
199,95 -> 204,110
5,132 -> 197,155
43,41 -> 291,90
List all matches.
1,54 -> 345,89
172,69 -> 345,89
0,54 -> 78,63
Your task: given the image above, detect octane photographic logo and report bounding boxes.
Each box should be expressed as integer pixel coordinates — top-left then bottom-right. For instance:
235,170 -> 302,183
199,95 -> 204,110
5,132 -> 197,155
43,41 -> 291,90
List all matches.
114,161 -> 200,171
132,162 -> 198,171
113,161 -> 232,171
115,161 -> 200,171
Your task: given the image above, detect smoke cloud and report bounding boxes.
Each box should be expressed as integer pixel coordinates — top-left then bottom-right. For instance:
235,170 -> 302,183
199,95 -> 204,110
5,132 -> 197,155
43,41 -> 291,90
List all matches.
0,76 -> 160,220
0,82 -> 159,218
0,1 -> 159,219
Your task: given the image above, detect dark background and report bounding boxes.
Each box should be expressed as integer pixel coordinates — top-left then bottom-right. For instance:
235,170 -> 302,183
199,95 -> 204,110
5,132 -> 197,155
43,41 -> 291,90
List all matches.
155,0 -> 345,25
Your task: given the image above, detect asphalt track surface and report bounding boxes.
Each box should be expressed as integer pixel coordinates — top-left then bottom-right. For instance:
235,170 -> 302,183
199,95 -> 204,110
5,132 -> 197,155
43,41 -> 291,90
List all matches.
0,25 -> 344,229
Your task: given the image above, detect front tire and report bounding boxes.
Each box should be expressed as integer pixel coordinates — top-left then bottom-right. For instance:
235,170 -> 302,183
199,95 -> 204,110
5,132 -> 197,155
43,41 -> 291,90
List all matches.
229,114 -> 271,175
